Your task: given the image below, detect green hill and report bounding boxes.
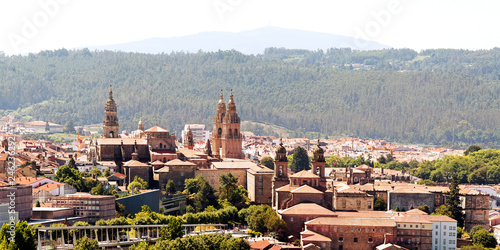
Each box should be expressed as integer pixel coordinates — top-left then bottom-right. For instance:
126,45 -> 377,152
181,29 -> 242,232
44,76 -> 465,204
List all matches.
1,48 -> 500,148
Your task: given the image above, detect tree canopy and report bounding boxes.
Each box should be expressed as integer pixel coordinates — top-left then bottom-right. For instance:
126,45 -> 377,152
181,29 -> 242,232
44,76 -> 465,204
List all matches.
289,146 -> 310,172
4,48 -> 500,147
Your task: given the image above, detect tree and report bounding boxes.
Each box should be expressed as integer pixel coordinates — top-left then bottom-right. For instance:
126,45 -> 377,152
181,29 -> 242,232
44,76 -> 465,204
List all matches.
464,145 -> 481,156
289,146 -> 310,172
89,168 -> 102,177
218,173 -> 246,207
35,200 -> 41,207
116,202 -> 127,217
54,164 -> 85,191
45,121 -> 50,132
446,177 -> 465,227
166,179 -> 176,194
167,217 -> 184,240
377,155 -> 387,164
374,197 -> 387,211
91,182 -> 105,195
417,205 -> 430,214
103,168 -> 111,177
469,225 -> 485,238
63,120 -> 75,134
128,176 -> 148,192
74,236 -> 98,250
432,205 -> 452,217
472,229 -> 496,248
260,156 -> 274,170
0,221 -> 36,250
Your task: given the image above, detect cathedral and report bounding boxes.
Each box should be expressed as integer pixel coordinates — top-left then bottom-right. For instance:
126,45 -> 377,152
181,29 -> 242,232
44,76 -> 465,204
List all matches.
211,90 -> 244,159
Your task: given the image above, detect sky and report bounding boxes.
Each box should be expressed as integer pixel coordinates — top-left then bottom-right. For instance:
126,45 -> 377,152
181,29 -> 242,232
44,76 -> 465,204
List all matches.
1,0 -> 499,55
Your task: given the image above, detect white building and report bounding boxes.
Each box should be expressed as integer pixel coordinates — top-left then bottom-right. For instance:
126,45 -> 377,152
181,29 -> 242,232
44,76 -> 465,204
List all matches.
181,124 -> 210,144
428,215 -> 457,250
23,121 -> 63,133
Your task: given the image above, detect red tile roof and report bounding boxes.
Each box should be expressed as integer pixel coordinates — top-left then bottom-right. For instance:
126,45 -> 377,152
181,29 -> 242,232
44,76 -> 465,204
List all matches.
145,126 -> 169,133
280,203 -> 337,216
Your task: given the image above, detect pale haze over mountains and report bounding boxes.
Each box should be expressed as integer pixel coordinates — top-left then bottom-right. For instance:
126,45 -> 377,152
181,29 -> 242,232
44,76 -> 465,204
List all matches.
86,27 -> 390,54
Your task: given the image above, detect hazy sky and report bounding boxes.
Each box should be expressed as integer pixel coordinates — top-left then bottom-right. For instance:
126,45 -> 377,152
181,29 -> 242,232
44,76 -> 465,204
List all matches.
1,0 -> 499,55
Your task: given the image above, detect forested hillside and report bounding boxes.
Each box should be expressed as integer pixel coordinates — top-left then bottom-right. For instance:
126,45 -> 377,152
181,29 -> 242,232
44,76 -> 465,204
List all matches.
1,48 -> 500,148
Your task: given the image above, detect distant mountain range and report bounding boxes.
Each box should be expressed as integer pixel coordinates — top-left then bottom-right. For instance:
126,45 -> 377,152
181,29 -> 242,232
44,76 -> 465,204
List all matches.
86,27 -> 391,54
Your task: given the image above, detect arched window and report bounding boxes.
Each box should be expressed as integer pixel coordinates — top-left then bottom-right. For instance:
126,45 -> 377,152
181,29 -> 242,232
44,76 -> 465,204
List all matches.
163,157 -> 166,163
234,129 -> 238,135
159,143 -> 163,148
109,131 -> 114,138
218,128 -> 222,135
279,166 -> 283,176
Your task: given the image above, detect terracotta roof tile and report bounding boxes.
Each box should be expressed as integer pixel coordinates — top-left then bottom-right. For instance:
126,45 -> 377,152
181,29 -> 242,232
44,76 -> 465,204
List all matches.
144,126 -> 169,133
123,160 -> 149,167
306,217 -> 396,227
110,172 -> 126,179
290,185 -> 323,194
250,240 -> 271,249
280,203 -> 336,216
165,159 -> 196,166
290,170 -> 320,178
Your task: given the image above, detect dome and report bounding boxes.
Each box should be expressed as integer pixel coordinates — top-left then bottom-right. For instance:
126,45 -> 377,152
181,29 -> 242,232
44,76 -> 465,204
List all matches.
313,141 -> 324,154
276,139 -> 286,154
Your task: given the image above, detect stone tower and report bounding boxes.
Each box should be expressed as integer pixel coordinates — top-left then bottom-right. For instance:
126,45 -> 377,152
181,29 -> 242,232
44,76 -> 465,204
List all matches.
221,90 -> 244,159
184,126 -> 194,150
272,138 -> 289,208
103,85 -> 119,138
138,115 -> 144,131
212,90 -> 226,157
312,140 -> 327,189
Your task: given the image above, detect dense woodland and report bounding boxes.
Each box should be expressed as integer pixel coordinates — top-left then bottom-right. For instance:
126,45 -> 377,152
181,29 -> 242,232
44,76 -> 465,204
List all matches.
1,47 -> 500,147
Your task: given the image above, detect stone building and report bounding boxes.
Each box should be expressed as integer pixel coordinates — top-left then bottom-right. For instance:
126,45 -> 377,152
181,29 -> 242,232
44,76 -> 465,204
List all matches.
102,85 -> 119,138
0,184 -> 32,221
212,90 -> 244,159
52,193 -> 115,223
123,159 -> 152,188
461,188 -> 489,231
334,187 -> 374,211
304,217 -> 397,250
246,164 -> 274,205
388,187 -> 435,212
273,141 -> 333,210
153,159 -> 196,191
279,203 -> 338,237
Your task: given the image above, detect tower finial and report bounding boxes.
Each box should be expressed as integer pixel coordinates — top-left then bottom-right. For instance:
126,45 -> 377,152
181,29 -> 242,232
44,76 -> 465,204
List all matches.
230,89 -> 233,99
109,84 -> 113,99
220,89 -> 223,99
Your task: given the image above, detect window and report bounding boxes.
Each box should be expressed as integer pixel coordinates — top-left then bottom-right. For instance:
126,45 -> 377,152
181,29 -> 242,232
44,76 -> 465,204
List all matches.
443,232 -> 446,236
410,225 -> 413,228
354,238 -> 358,243
338,237 -> 343,242
258,176 -> 263,182
368,237 -> 373,243
416,225 -> 418,228
444,225 -> 447,229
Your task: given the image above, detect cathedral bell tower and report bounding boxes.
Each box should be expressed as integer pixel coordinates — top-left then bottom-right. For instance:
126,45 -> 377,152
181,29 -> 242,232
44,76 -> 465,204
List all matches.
212,90 -> 225,157
184,126 -> 194,150
221,90 -> 244,159
103,85 -> 119,138
272,138 -> 289,209
312,140 -> 327,189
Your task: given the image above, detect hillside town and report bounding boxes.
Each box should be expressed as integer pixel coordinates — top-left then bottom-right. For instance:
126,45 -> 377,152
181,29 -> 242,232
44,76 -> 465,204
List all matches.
0,87 -> 497,250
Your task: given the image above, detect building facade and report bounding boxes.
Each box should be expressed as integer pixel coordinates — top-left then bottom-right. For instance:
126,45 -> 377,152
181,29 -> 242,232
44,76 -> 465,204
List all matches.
212,90 -> 244,159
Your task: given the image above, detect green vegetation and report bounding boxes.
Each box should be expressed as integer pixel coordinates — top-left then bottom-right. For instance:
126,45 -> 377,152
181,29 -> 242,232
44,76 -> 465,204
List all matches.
74,237 -> 99,250
0,221 -> 36,250
374,197 -> 387,211
4,48 -> 500,147
218,173 -> 249,209
417,205 -> 430,214
128,176 -> 148,193
183,175 -> 218,213
131,234 -> 249,250
472,228 -> 497,248
289,146 -> 310,172
260,156 -> 274,170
